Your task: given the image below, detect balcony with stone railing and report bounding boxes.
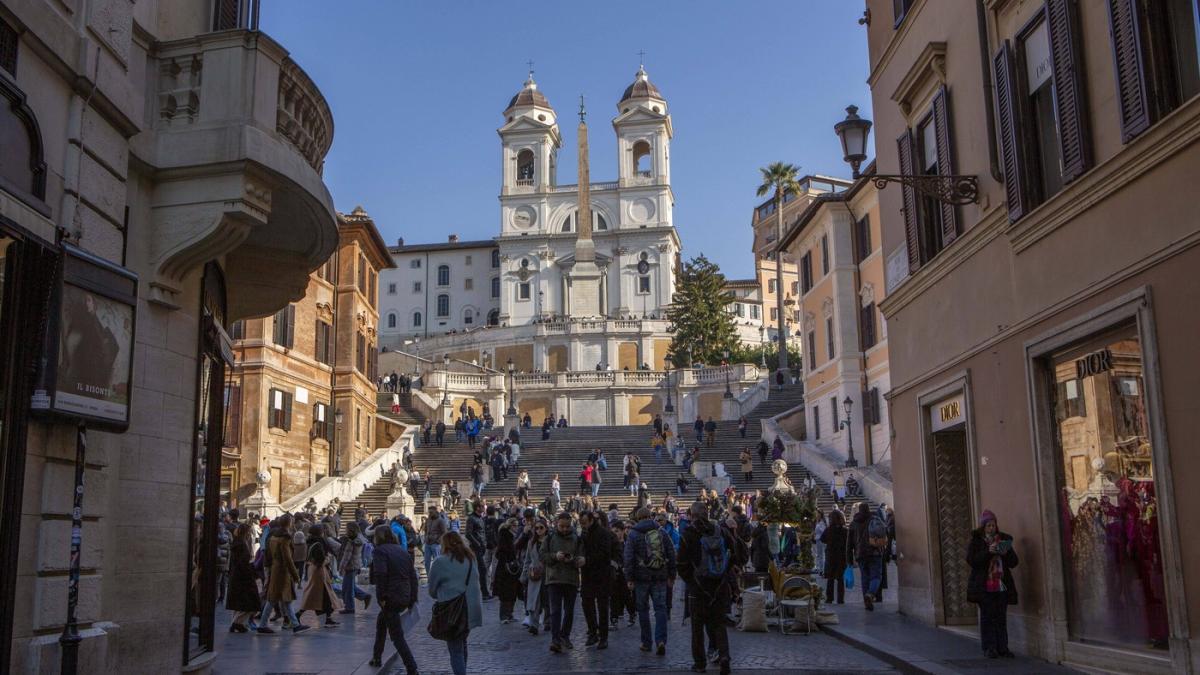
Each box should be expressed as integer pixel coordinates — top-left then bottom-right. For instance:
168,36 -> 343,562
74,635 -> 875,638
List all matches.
143,29 -> 338,319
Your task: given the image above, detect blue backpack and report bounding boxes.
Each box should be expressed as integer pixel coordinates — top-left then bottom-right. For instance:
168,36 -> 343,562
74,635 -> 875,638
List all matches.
697,530 -> 730,581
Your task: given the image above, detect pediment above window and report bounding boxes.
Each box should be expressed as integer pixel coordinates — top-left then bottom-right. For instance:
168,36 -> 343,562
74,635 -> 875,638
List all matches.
890,41 -> 947,119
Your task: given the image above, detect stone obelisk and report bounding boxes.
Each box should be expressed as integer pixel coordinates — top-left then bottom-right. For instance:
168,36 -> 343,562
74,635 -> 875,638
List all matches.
568,96 -> 602,317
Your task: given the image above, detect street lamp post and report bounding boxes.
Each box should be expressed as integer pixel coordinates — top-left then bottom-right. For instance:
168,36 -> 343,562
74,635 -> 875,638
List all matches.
663,362 -> 674,413
723,349 -> 733,399
839,396 -> 858,467
440,354 -> 450,407
506,357 -> 516,416
333,407 -> 345,475
758,325 -> 767,369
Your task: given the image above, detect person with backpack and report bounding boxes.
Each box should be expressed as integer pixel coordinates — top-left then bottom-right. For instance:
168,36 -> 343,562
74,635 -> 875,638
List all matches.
368,527 -> 419,672
579,511 -> 616,649
542,512 -> 586,653
623,507 -> 677,655
678,501 -> 743,675
848,502 -> 887,610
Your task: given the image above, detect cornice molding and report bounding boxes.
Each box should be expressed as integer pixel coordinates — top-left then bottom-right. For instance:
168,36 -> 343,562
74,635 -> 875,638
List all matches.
867,0 -> 929,88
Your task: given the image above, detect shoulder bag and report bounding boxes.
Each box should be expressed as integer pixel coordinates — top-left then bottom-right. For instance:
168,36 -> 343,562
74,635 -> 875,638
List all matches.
428,560 -> 473,641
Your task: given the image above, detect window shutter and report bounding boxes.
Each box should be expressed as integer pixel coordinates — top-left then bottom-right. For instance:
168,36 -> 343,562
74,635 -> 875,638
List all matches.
862,389 -> 875,425
224,384 -> 241,445
1048,0 -> 1092,181
896,129 -> 920,270
286,305 -> 296,349
283,392 -> 293,431
931,86 -> 959,246
994,41 -> 1030,222
268,387 -> 278,428
1106,0 -> 1151,142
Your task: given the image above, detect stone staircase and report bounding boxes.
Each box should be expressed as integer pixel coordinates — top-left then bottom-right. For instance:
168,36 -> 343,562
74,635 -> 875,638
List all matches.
383,382 -> 867,519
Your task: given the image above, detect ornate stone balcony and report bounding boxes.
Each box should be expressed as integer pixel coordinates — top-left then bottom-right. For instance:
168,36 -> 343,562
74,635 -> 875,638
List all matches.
139,29 -> 338,319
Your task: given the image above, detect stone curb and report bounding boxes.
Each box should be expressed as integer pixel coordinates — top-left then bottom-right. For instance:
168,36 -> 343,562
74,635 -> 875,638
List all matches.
817,622 -> 962,675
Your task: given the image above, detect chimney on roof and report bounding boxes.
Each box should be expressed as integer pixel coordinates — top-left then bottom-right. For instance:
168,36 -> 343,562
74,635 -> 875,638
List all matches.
449,234 -> 459,243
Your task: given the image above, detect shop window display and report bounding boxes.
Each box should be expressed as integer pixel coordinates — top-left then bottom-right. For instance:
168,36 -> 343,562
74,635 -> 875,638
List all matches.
1048,325 -> 1167,651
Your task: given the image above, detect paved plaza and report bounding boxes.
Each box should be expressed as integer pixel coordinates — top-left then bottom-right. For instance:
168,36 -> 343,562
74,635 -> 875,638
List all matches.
213,581 -> 893,675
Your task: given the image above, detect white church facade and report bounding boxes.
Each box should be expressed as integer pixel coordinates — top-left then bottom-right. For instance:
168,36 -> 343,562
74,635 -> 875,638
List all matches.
379,67 -> 682,377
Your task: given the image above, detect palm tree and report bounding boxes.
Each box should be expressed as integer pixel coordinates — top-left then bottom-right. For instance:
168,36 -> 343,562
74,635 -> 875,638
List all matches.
756,162 -> 802,376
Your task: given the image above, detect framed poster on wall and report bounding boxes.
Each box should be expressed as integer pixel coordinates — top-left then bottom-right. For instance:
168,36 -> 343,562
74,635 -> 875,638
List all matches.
30,244 -> 138,431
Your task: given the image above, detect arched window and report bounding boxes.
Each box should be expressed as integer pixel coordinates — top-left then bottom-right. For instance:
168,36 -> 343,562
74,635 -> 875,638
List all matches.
562,211 -> 607,232
412,311 -> 422,327
436,294 -> 450,317
633,140 -> 652,176
463,308 -> 475,325
491,249 -> 500,268
488,309 -> 500,326
491,277 -> 501,298
386,313 -> 397,328
437,264 -> 450,286
516,149 -> 535,185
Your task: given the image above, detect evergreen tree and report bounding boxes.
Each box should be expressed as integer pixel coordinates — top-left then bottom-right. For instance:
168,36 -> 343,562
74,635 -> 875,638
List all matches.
666,255 -> 739,367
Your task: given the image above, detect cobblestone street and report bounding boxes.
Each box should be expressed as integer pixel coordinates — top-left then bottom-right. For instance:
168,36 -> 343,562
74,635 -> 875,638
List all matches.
213,582 -> 894,675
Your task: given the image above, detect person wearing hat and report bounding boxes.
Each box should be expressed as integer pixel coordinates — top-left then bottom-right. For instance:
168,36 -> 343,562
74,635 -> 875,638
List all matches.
966,510 -> 1018,658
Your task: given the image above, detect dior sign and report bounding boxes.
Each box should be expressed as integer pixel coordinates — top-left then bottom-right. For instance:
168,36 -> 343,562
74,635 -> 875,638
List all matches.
930,393 -> 966,433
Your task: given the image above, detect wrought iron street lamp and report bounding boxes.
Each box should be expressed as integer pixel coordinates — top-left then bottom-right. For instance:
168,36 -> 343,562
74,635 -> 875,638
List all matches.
723,349 -> 733,399
839,395 -> 858,467
440,354 -> 450,406
663,362 -> 674,413
506,357 -> 517,416
835,104 -> 978,205
758,325 -> 768,368
333,407 -> 345,475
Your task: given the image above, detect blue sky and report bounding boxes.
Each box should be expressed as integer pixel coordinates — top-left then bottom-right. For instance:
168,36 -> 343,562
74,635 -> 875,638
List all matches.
263,2 -> 872,279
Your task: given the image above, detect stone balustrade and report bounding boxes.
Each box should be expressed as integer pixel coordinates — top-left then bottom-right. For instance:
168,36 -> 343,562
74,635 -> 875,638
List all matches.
276,59 -> 334,174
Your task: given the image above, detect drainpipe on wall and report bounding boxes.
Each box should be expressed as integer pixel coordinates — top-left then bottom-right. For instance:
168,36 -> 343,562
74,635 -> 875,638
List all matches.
329,245 -> 340,476
844,202 -> 875,466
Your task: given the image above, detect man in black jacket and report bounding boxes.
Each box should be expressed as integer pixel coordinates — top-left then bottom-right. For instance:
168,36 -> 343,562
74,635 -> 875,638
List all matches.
678,502 -> 744,675
369,529 -> 419,671
579,511 -> 616,649
466,501 -> 490,600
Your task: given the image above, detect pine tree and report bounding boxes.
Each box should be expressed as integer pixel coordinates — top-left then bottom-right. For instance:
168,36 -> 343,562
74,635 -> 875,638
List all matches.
666,255 -> 739,367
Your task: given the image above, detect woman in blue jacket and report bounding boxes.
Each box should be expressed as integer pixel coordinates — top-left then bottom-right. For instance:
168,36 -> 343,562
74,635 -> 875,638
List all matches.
428,531 -> 483,675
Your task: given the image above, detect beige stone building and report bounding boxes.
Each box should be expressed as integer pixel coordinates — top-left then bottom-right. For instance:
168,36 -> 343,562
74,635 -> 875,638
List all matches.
750,175 -> 851,360
0,1 -> 336,671
778,165 -> 889,469
223,207 -> 393,506
864,0 -> 1200,672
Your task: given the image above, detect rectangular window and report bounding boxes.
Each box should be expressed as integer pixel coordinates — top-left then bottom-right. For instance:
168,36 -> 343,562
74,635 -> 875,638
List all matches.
790,281 -> 798,295
315,320 -> 332,365
0,19 -> 17,76
437,265 -> 450,286
223,383 -> 241,446
491,277 -> 501,298
893,0 -> 914,27
900,86 -> 958,268
312,402 -> 332,442
356,408 -> 362,443
272,305 -> 295,349
733,303 -> 744,318
916,116 -> 946,264
807,330 -> 816,366
826,317 -> 836,360
465,255 -> 472,266
356,333 -> 366,372
387,283 -> 396,295
229,320 -> 245,340
860,303 -> 878,350
518,283 -> 531,300
369,270 -> 377,307
750,305 -> 760,320
821,235 -> 829,276
812,406 -> 821,439
855,216 -> 872,263
1046,324 -> 1167,652
768,278 -> 776,293
268,388 -> 293,430
638,276 -> 651,294
410,259 -> 421,269
800,252 -> 814,293
464,278 -> 473,291
1022,17 -> 1065,203
865,387 -> 882,425
357,253 -> 367,292
319,255 -> 337,283
436,294 -> 450,316
413,281 -> 421,293
770,307 -> 779,321
830,397 -> 839,431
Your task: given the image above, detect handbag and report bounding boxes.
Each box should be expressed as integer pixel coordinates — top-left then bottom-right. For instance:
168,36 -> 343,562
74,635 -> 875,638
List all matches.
427,561 -> 473,641
843,565 -> 855,590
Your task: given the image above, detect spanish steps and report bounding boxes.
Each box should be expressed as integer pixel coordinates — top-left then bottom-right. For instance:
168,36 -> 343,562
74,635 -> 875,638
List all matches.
344,382 -> 868,520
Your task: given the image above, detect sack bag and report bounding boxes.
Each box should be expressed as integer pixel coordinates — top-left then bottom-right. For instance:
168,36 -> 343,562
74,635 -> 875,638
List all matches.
529,561 -> 544,582
640,529 -> 666,571
867,516 -> 888,550
428,562 -> 473,641
737,589 -> 768,632
843,565 -> 855,590
697,531 -> 730,581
